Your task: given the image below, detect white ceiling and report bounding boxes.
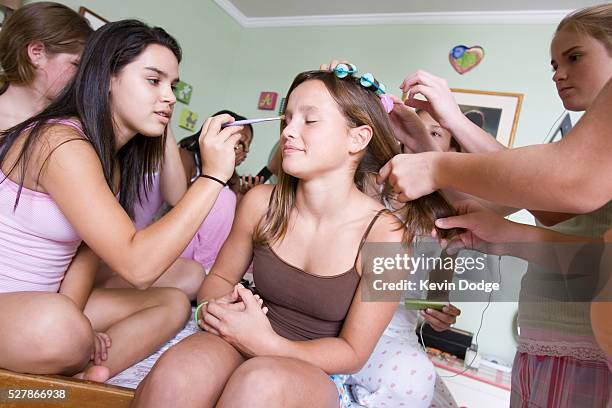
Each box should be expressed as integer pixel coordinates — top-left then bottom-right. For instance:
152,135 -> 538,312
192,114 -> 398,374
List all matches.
214,0 -> 603,27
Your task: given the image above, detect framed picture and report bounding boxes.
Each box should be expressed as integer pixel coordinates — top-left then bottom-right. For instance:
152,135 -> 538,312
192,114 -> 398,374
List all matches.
451,88 -> 523,148
178,108 -> 199,131
0,1 -> 18,29
79,6 -> 108,30
258,91 -> 278,110
173,80 -> 193,105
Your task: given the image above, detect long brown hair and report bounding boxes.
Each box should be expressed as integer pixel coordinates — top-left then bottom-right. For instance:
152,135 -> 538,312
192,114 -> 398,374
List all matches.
557,4 -> 612,53
0,2 -> 92,94
254,70 -> 458,246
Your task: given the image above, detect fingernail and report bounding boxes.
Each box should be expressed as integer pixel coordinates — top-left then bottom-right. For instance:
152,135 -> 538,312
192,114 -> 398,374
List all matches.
426,308 -> 432,313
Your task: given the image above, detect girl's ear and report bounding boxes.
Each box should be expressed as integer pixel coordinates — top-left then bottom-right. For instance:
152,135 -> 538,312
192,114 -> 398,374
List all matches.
27,41 -> 47,68
348,125 -> 373,154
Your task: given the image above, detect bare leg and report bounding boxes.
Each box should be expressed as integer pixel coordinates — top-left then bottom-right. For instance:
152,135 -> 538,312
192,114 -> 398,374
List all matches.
217,356 -> 340,408
0,292 -> 93,376
82,287 -> 190,380
95,259 -> 205,300
132,332 -> 244,408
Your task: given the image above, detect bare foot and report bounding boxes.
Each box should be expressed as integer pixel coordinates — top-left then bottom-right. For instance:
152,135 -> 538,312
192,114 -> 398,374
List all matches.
73,365 -> 111,383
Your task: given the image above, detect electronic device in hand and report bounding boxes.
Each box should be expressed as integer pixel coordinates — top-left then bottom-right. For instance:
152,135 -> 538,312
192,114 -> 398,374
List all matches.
404,299 -> 447,310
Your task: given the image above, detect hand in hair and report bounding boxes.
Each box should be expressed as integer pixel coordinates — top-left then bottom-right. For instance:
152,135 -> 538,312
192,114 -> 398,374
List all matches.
377,152 -> 439,201
399,70 -> 465,131
432,200 -> 518,255
198,114 -> 245,182
387,94 -> 442,153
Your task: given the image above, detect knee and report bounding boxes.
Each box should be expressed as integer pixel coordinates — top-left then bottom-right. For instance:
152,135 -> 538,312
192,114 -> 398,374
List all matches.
34,295 -> 94,371
157,288 -> 191,326
179,264 -> 205,300
227,358 -> 286,401
145,346 -> 194,392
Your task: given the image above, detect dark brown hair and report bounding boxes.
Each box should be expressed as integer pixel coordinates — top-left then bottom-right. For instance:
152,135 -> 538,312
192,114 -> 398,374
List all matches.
255,70 -> 459,246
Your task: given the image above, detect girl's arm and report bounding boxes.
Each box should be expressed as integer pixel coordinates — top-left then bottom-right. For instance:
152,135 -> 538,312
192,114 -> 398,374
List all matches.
41,115 -> 243,289
196,184 -> 272,305
159,127 -> 188,206
399,70 -> 507,153
381,78 -> 612,213
58,244 -> 100,310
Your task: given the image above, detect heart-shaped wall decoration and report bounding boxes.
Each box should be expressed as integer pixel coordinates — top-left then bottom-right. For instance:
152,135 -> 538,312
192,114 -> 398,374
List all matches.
449,45 -> 484,74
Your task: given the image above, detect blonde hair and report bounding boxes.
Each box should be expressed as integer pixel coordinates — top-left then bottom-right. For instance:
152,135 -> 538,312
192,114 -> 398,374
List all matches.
557,4 -> 612,53
254,70 -> 459,246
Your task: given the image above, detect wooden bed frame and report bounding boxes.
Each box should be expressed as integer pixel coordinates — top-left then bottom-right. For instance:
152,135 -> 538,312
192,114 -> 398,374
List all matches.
0,369 -> 134,407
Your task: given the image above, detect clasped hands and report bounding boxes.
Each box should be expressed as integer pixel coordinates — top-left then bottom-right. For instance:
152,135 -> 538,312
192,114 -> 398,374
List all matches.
197,284 -> 278,357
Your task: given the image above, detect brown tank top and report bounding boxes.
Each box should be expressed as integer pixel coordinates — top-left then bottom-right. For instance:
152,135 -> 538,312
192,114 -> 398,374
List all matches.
252,209 -> 387,341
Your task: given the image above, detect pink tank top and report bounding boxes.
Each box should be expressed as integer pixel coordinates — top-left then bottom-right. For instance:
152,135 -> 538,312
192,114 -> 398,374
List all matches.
0,119 -> 83,293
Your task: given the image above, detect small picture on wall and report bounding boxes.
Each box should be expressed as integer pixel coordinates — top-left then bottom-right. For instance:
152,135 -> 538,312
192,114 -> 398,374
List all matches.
258,91 -> 278,110
451,89 -> 523,148
78,7 -> 108,30
173,80 -> 193,105
178,108 -> 198,131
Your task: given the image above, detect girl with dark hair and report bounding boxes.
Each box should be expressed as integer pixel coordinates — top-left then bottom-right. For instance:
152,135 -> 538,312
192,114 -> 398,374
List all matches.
0,1 -> 92,130
134,69 -> 458,407
96,109 -> 256,298
0,20 -> 242,383
179,109 -> 264,202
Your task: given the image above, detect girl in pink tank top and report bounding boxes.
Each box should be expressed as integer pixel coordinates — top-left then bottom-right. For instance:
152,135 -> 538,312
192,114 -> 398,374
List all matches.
0,19 -> 242,386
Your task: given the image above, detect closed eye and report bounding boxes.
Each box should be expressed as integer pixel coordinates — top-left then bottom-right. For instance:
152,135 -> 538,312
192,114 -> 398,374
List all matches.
568,53 -> 581,62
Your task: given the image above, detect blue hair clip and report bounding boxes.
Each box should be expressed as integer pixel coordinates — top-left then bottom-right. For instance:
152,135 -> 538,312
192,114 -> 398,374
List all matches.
359,73 -> 386,96
330,63 -> 393,113
333,63 -> 358,78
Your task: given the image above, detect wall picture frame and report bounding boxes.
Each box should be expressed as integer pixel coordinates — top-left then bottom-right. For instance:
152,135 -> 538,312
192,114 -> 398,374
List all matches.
79,6 -> 108,30
173,81 -> 193,105
451,88 -> 523,148
258,91 -> 278,110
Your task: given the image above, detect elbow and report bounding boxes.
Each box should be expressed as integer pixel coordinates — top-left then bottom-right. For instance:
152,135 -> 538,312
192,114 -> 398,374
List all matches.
343,351 -> 370,374
345,359 -> 367,375
115,264 -> 157,290
566,187 -> 608,215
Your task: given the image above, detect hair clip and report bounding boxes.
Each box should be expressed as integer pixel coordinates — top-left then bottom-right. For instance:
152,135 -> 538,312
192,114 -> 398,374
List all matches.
331,63 -> 394,113
359,73 -> 386,96
333,63 -> 358,78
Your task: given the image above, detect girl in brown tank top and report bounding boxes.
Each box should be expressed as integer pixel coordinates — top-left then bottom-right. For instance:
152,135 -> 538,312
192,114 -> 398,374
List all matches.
134,68 -> 457,408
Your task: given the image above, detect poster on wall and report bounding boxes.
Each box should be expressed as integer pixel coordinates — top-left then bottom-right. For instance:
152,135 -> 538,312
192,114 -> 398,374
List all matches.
451,88 -> 523,148
173,81 -> 193,105
178,108 -> 198,131
79,7 -> 108,30
258,91 -> 278,110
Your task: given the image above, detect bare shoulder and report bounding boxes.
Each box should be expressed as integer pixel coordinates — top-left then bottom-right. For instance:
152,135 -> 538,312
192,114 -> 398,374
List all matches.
368,209 -> 405,244
34,121 -> 104,189
235,184 -> 274,221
